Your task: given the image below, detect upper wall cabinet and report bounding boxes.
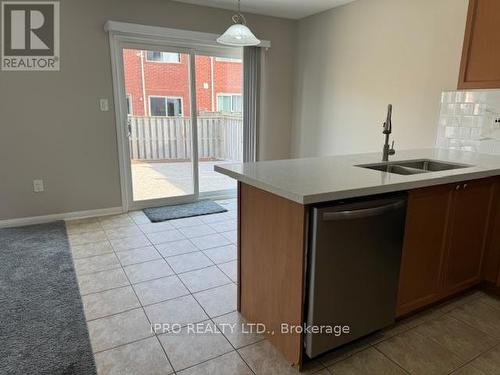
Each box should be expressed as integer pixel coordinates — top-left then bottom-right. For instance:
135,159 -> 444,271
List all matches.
458,0 -> 500,89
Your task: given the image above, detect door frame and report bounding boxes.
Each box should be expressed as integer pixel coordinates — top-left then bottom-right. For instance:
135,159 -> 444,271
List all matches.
108,24 -> 243,211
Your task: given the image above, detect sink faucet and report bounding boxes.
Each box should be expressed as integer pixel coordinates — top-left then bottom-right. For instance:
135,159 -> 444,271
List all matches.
382,104 -> 395,161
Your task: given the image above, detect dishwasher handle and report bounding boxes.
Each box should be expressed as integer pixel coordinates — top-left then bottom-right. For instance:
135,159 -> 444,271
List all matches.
322,200 -> 405,221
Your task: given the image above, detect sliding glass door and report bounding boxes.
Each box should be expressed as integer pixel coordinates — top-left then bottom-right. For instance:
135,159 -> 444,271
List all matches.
119,43 -> 242,209
194,54 -> 243,195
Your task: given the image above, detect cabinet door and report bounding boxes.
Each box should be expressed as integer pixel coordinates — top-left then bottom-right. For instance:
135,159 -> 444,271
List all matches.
482,180 -> 500,287
397,185 -> 452,316
458,0 -> 500,89
445,179 -> 494,292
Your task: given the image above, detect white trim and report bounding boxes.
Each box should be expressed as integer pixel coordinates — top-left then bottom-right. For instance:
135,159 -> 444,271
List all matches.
148,95 -> 184,117
104,21 -> 271,49
0,207 -> 123,229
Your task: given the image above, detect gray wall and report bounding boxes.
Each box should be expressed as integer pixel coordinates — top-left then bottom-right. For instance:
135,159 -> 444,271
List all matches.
0,0 -> 296,220
291,0 -> 469,157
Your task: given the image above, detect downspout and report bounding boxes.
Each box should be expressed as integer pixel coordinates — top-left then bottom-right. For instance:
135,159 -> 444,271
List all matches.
210,56 -> 215,112
140,51 -> 147,116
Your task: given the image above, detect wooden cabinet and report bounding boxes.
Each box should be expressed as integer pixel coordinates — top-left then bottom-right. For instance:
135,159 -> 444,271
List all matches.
482,179 -> 500,290
444,179 -> 493,292
397,185 -> 452,316
458,0 -> 500,89
397,178 -> 494,316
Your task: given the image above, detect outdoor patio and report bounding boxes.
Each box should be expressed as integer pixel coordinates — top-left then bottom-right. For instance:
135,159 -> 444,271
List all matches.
131,160 -> 237,201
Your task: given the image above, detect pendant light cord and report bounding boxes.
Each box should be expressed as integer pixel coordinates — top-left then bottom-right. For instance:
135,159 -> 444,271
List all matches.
232,0 -> 247,25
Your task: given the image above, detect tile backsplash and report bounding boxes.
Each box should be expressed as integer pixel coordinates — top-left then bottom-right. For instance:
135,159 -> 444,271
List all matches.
436,90 -> 500,154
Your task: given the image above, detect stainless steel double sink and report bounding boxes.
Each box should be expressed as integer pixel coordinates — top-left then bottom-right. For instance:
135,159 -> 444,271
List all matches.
357,159 -> 473,175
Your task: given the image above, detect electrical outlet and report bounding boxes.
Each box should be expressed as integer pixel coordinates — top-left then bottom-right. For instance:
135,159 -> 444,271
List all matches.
33,179 -> 44,193
99,98 -> 109,112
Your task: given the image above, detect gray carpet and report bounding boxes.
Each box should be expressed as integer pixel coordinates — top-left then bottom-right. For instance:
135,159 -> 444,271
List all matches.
0,221 -> 97,375
143,200 -> 228,222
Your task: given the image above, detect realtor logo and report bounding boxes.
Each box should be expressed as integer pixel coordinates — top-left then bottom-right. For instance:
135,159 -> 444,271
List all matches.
1,1 -> 60,71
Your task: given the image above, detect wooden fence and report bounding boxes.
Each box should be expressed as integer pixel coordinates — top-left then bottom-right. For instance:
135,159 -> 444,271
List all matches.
128,114 -> 243,162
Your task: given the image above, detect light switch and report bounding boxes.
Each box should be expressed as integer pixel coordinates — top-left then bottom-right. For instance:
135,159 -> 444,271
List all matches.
33,179 -> 44,193
99,98 -> 109,112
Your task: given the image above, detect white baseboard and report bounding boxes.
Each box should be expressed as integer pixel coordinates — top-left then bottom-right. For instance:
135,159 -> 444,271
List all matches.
0,207 -> 124,228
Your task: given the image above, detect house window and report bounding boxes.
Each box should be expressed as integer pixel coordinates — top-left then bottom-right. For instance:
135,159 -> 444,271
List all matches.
126,95 -> 132,115
149,96 -> 183,117
146,51 -> 181,63
217,94 -> 243,113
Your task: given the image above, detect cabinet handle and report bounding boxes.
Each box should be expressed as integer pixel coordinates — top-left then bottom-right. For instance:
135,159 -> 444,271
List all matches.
463,183 -> 468,190
456,185 -> 461,191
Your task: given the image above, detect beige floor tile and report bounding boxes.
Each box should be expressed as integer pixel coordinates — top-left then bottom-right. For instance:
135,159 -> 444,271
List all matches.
77,268 -> 130,295
139,221 -> 175,234
177,351 -> 253,375
124,259 -> 174,284
87,308 -> 153,353
376,329 -> 464,374
327,347 -> 406,375
145,295 -> 209,331
199,212 -> 233,224
158,321 -> 233,371
65,220 -> 102,235
193,283 -> 237,317
179,266 -> 232,293
317,337 -> 372,367
82,286 -> 140,321
221,230 -> 237,244
155,239 -> 199,257
169,216 -> 204,228
213,311 -> 264,348
371,308 -> 440,344
95,337 -> 173,375
70,241 -> 114,259
110,234 -> 151,252
99,215 -> 136,230
179,224 -> 217,239
239,340 -> 324,375
477,294 -> 500,311
190,233 -> 231,250
104,226 -> 143,240
433,291 -> 486,316
133,275 -> 189,305
166,252 -> 214,274
73,253 -> 121,275
414,314 -> 498,361
115,246 -> 162,266
450,300 -> 500,339
69,230 -> 107,246
208,220 -> 237,233
146,229 -> 186,245
457,345 -> 500,375
128,211 -> 151,225
218,260 -> 237,282
203,245 -> 237,264
452,363 -> 491,375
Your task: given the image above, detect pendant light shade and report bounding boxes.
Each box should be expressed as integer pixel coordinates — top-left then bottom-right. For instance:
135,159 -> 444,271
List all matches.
217,0 -> 261,47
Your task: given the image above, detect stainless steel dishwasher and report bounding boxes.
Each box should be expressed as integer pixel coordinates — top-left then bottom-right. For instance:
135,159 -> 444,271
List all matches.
305,194 -> 407,359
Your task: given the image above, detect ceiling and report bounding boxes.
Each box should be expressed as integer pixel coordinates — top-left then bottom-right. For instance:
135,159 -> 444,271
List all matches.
172,0 -> 357,19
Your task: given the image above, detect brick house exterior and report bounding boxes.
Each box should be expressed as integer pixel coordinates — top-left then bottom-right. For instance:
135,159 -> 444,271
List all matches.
123,49 -> 242,117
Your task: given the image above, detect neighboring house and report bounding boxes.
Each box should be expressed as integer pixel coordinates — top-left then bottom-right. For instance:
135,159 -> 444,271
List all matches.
123,50 -> 243,117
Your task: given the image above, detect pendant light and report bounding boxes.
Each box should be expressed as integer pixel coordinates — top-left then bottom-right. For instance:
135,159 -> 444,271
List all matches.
217,0 -> 261,47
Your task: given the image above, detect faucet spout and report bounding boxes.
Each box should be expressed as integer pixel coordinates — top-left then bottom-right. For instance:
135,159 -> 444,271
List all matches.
383,104 -> 392,134
382,104 -> 395,161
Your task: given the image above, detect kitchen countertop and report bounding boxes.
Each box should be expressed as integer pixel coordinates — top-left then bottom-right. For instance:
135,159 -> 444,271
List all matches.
214,149 -> 500,204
